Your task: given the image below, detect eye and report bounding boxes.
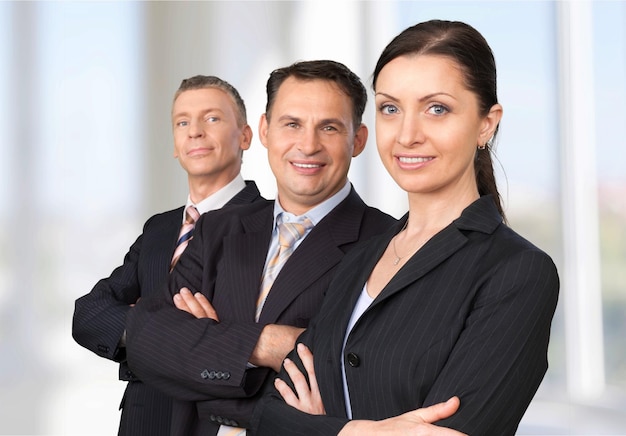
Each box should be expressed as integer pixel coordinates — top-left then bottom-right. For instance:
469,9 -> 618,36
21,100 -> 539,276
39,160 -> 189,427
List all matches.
206,116 -> 219,123
322,125 -> 338,132
286,122 -> 299,128
427,104 -> 449,116
379,103 -> 399,115
176,120 -> 189,127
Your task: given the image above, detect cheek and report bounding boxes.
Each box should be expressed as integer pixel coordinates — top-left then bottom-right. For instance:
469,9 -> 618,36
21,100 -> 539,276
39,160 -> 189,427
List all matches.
266,144 -> 284,168
375,130 -> 395,161
375,119 -> 395,145
173,139 -> 183,157
334,144 -> 354,163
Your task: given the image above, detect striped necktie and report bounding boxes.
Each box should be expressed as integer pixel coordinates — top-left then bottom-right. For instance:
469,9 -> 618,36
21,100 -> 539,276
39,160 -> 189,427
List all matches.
255,216 -> 313,321
170,205 -> 200,272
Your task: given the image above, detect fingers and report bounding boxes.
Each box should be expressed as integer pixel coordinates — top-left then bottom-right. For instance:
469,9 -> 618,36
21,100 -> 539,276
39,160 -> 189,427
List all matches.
414,396 -> 460,423
173,288 -> 219,320
277,356 -> 326,415
274,376 -> 299,408
173,288 -> 192,312
283,357 -> 310,401
297,343 -> 314,372
194,292 -> 219,321
297,343 -> 325,414
297,344 -> 322,401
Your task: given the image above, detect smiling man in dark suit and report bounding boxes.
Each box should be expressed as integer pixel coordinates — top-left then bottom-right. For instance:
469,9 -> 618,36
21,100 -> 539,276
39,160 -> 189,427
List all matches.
72,75 -> 263,436
125,60 -> 397,435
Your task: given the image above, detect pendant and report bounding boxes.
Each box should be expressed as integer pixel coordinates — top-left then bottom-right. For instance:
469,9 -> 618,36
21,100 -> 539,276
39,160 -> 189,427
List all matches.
393,257 -> 400,265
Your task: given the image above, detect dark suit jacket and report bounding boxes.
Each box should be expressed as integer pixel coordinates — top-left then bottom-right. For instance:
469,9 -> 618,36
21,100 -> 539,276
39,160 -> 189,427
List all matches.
72,181 -> 262,436
254,195 -> 560,436
125,187 -> 396,435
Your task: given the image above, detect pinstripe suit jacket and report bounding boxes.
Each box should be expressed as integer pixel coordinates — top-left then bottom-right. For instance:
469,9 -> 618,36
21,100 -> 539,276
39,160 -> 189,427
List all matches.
125,187 -> 396,435
72,181 -> 262,436
254,195 -> 560,436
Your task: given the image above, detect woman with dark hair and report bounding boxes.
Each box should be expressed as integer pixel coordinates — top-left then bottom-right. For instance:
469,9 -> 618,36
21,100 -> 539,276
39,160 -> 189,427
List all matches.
253,20 -> 559,436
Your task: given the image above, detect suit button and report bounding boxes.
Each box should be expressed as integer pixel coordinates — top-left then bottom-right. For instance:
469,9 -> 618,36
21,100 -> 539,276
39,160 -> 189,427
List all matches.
347,352 -> 360,367
201,369 -> 210,379
216,371 -> 224,379
216,416 -> 224,424
223,371 -> 231,380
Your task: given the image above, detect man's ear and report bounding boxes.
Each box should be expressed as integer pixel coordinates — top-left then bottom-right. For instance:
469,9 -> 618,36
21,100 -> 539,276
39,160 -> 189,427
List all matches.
352,123 -> 368,157
240,124 -> 253,151
258,113 -> 269,150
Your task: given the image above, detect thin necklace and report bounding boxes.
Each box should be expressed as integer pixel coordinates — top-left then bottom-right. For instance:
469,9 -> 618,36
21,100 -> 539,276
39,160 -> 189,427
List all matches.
391,220 -> 409,265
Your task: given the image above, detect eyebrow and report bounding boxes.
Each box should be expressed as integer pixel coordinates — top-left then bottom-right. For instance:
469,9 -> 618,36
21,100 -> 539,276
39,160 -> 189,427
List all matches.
172,107 -> 224,119
375,91 -> 455,103
277,114 -> 348,127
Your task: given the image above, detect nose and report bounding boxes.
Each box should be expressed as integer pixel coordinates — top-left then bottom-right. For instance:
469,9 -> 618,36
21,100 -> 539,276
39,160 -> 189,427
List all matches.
188,119 -> 204,138
296,128 -> 322,155
396,114 -> 424,147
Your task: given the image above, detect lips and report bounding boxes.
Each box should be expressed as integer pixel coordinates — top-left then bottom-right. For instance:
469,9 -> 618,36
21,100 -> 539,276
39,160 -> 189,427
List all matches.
188,147 -> 214,156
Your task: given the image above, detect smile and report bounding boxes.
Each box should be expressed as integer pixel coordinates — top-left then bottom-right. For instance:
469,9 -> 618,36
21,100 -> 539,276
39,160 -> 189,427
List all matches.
398,156 -> 433,164
292,162 -> 322,169
188,147 -> 214,155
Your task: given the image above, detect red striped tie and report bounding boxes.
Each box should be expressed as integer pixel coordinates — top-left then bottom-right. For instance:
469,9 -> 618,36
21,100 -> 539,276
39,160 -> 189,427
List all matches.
170,205 -> 200,272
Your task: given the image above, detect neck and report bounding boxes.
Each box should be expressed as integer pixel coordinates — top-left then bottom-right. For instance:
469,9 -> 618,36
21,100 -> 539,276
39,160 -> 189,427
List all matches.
405,187 -> 479,235
187,172 -> 238,204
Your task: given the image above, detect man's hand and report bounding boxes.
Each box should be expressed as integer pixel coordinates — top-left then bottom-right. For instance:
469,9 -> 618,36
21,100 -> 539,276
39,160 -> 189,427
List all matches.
250,324 -> 305,372
339,397 -> 465,436
173,288 -> 219,321
172,290 -> 301,371
275,343 -> 325,415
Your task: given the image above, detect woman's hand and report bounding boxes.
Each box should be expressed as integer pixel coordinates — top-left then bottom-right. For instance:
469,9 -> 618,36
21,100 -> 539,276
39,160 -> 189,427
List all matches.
339,397 -> 466,436
274,343 -> 326,415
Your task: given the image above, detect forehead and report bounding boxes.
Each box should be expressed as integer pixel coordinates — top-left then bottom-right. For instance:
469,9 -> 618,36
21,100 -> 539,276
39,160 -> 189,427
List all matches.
376,54 -> 468,96
173,87 -> 236,113
272,77 -> 353,119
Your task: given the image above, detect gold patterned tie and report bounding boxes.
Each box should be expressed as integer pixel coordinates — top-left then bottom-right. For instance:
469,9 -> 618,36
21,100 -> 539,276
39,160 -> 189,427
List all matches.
170,205 -> 200,272
256,217 -> 312,320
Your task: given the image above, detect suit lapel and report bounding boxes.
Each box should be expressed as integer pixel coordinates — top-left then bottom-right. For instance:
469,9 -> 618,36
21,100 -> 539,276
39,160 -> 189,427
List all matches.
376,226 -> 468,304
215,205 -> 274,321
164,207 -> 185,257
321,228 -> 393,358
372,196 -> 502,307
257,190 -> 368,324
144,208 -> 184,285
225,180 -> 262,206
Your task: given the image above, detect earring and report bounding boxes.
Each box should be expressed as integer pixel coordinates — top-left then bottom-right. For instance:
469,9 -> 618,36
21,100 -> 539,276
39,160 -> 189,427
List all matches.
478,137 -> 493,150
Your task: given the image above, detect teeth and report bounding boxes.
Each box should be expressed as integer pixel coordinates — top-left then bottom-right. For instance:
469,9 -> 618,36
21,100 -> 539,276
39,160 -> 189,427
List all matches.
399,156 -> 432,164
293,162 -> 321,168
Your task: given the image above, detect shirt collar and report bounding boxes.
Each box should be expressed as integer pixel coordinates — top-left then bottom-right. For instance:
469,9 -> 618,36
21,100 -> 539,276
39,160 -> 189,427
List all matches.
183,174 -> 246,222
272,180 -> 351,228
